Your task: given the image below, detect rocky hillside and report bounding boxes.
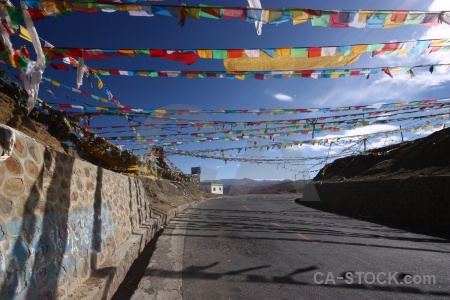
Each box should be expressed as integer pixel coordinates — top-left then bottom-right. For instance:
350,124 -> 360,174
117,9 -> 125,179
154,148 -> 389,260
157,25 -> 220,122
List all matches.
141,178 -> 213,212
0,84 -> 210,199
314,127 -> 450,182
0,91 -> 75,156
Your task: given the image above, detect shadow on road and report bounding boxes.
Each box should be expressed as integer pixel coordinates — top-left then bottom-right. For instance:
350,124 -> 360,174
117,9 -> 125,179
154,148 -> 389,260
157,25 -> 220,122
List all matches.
163,205 -> 450,255
109,196 -> 450,299
141,262 -> 450,297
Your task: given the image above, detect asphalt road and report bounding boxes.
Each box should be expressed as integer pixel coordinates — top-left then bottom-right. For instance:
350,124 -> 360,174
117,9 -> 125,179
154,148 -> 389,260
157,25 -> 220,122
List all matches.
129,195 -> 450,300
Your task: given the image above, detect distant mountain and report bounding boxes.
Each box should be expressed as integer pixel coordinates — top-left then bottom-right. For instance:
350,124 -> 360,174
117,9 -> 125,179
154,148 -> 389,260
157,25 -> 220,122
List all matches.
249,180 -> 305,194
215,178 -> 305,195
219,178 -> 280,194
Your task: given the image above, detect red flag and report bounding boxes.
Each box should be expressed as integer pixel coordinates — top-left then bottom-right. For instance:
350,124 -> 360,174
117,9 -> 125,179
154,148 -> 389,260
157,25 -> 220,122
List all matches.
150,50 -> 198,65
50,63 -> 69,71
382,68 -> 393,78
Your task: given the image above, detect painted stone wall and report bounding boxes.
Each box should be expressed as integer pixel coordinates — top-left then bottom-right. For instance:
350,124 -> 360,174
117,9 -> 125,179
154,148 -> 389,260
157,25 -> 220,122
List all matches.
301,178 -> 450,234
0,132 -> 153,299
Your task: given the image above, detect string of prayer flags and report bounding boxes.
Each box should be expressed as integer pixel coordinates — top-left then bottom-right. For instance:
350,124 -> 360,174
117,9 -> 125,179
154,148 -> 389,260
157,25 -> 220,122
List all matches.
167,151 -> 362,163
71,111 -> 450,141
81,63 -> 450,80
158,123 -> 445,156
42,77 -> 111,103
4,2 -> 450,31
66,110 -> 417,135
54,54 -> 139,133
40,76 -> 450,116
160,126 -> 426,156
53,102 -> 450,128
99,113 -> 449,145
360,145 -> 403,157
41,37 -> 450,68
60,103 -> 450,129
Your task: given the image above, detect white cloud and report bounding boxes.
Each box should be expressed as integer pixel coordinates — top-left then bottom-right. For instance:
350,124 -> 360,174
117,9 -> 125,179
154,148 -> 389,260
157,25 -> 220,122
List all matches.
273,93 -> 293,101
427,0 -> 450,11
319,124 -> 399,140
286,144 -> 336,153
370,69 -> 450,93
283,125 -> 406,166
415,1 -> 450,66
285,125 -> 399,155
404,127 -> 444,140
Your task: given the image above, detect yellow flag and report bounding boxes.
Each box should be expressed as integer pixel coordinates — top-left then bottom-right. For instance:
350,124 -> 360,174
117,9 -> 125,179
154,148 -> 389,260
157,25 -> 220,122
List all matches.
291,10 -> 309,25
276,48 -> 291,56
97,78 -> 104,89
8,55 -> 17,69
197,50 -> 213,58
350,45 -> 368,54
51,80 -> 61,87
390,67 -> 403,73
331,72 -> 340,78
19,25 -> 32,43
430,39 -> 448,47
224,51 -> 361,72
119,4 -> 141,12
118,50 -> 135,56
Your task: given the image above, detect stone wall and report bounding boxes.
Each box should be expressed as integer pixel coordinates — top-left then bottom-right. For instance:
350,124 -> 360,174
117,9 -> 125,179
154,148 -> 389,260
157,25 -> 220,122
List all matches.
0,130 -> 198,299
300,178 -> 450,234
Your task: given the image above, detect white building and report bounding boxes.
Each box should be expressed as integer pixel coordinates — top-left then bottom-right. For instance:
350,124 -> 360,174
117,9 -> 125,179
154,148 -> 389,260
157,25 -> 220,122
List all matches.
200,181 -> 224,194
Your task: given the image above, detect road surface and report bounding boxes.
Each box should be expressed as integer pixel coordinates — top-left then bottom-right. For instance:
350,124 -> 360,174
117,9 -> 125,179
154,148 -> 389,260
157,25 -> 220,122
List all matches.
121,195 -> 450,300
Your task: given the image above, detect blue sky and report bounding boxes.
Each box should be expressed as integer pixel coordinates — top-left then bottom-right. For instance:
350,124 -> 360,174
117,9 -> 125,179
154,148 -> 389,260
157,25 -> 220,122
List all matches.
9,0 -> 450,180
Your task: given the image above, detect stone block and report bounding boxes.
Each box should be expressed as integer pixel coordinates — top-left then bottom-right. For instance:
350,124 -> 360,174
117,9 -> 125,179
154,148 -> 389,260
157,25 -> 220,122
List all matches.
14,139 -> 27,158
5,157 -> 22,176
0,195 -> 14,217
0,162 -> 5,185
3,178 -> 24,196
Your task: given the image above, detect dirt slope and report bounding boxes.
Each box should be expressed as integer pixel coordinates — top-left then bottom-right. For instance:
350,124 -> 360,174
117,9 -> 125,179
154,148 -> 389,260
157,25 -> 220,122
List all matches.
141,178 -> 215,211
0,91 -> 75,155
